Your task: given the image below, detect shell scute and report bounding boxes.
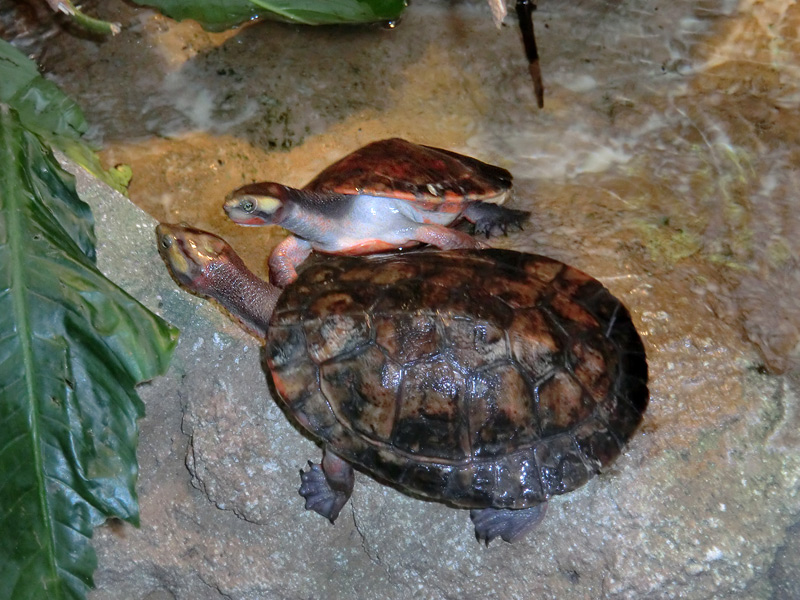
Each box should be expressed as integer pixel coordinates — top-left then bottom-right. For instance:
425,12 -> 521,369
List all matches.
491,452 -> 536,507
570,335 -> 614,402
499,451 -> 546,507
418,264 -> 484,290
372,281 -> 428,314
443,317 -> 508,370
521,255 -> 564,282
439,288 -> 516,331
573,417 -> 621,470
265,323 -> 307,368
309,290 -> 363,319
484,272 -> 550,309
290,389 -> 339,440
605,390 -> 648,441
395,461 -> 455,498
304,312 -> 370,363
375,313 -> 440,363
320,346 -> 400,442
508,308 -> 560,380
537,372 -> 594,437
340,259 -> 422,285
270,359 -> 317,407
464,462 -> 499,506
468,364 -> 537,456
394,357 -> 467,459
550,292 -> 601,331
534,436 -> 591,497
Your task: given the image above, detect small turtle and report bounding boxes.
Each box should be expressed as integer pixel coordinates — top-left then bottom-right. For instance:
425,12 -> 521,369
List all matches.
157,223 -> 648,543
224,138 -> 530,287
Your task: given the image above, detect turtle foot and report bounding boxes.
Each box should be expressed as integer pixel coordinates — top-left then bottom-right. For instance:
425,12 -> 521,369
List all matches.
465,203 -> 531,237
298,451 -> 354,523
470,503 -> 547,545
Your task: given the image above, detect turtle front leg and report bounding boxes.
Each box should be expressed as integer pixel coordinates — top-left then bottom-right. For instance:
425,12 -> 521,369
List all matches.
470,503 -> 547,544
268,235 -> 313,287
299,449 -> 355,523
462,202 -> 531,237
412,224 -> 488,250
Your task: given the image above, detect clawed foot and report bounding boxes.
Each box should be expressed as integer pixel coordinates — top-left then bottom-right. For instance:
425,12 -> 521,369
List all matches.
464,202 -> 531,238
470,503 -> 547,545
298,451 -> 355,523
472,207 -> 530,238
299,461 -> 349,523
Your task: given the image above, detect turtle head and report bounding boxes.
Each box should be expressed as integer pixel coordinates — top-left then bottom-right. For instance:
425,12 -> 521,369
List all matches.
156,223 -> 279,340
157,223 -> 235,293
224,182 -> 291,226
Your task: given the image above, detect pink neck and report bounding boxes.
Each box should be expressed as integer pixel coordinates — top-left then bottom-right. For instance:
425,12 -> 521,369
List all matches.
203,257 -> 279,340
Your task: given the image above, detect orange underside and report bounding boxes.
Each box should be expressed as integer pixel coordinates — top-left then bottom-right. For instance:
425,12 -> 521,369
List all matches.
326,239 -> 422,255
239,216 -> 268,225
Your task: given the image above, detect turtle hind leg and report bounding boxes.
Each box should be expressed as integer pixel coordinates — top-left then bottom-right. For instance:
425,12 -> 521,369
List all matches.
463,202 -> 531,237
470,503 -> 548,545
413,224 -> 487,250
298,449 -> 354,523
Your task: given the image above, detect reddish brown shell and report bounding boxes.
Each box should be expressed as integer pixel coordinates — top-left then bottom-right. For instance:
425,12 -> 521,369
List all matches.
265,248 -> 648,509
304,138 -> 513,207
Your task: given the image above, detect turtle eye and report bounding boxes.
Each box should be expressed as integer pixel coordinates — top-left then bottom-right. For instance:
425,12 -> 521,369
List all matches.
241,198 -> 256,213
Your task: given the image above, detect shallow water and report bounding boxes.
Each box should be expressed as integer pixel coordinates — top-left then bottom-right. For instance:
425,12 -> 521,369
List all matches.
12,0 -> 800,597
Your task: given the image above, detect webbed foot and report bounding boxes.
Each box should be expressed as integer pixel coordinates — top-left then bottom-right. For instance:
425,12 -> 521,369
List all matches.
298,450 -> 355,523
464,203 -> 531,237
470,503 -> 547,545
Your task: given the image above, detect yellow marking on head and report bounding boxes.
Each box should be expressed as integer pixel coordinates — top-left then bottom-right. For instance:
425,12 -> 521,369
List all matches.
252,195 -> 282,215
166,239 -> 190,274
157,229 -> 191,276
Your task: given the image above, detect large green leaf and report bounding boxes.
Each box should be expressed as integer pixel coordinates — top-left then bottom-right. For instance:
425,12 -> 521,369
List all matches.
0,40 -> 129,193
0,105 -> 178,600
247,0 -> 407,24
130,0 -> 407,29
0,41 -> 87,142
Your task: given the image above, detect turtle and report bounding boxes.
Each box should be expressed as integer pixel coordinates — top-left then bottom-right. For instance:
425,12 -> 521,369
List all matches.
223,138 -> 530,287
157,223 -> 648,543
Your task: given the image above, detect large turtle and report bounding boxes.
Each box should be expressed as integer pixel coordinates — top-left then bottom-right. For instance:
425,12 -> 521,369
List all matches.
157,223 -> 648,543
224,138 -> 530,286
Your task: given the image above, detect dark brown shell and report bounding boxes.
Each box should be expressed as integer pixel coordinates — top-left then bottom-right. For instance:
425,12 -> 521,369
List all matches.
304,138 -> 513,206
265,248 -> 648,509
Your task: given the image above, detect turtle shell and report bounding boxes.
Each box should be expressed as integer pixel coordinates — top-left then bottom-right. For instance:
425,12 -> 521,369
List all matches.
264,248 -> 648,509
304,138 -> 513,208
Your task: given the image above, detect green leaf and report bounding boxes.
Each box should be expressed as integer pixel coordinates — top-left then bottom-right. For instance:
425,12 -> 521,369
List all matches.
130,0 -> 406,29
131,0 -> 258,30
0,40 -> 88,141
0,39 -> 126,194
247,0 -> 407,24
0,105 -> 179,600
